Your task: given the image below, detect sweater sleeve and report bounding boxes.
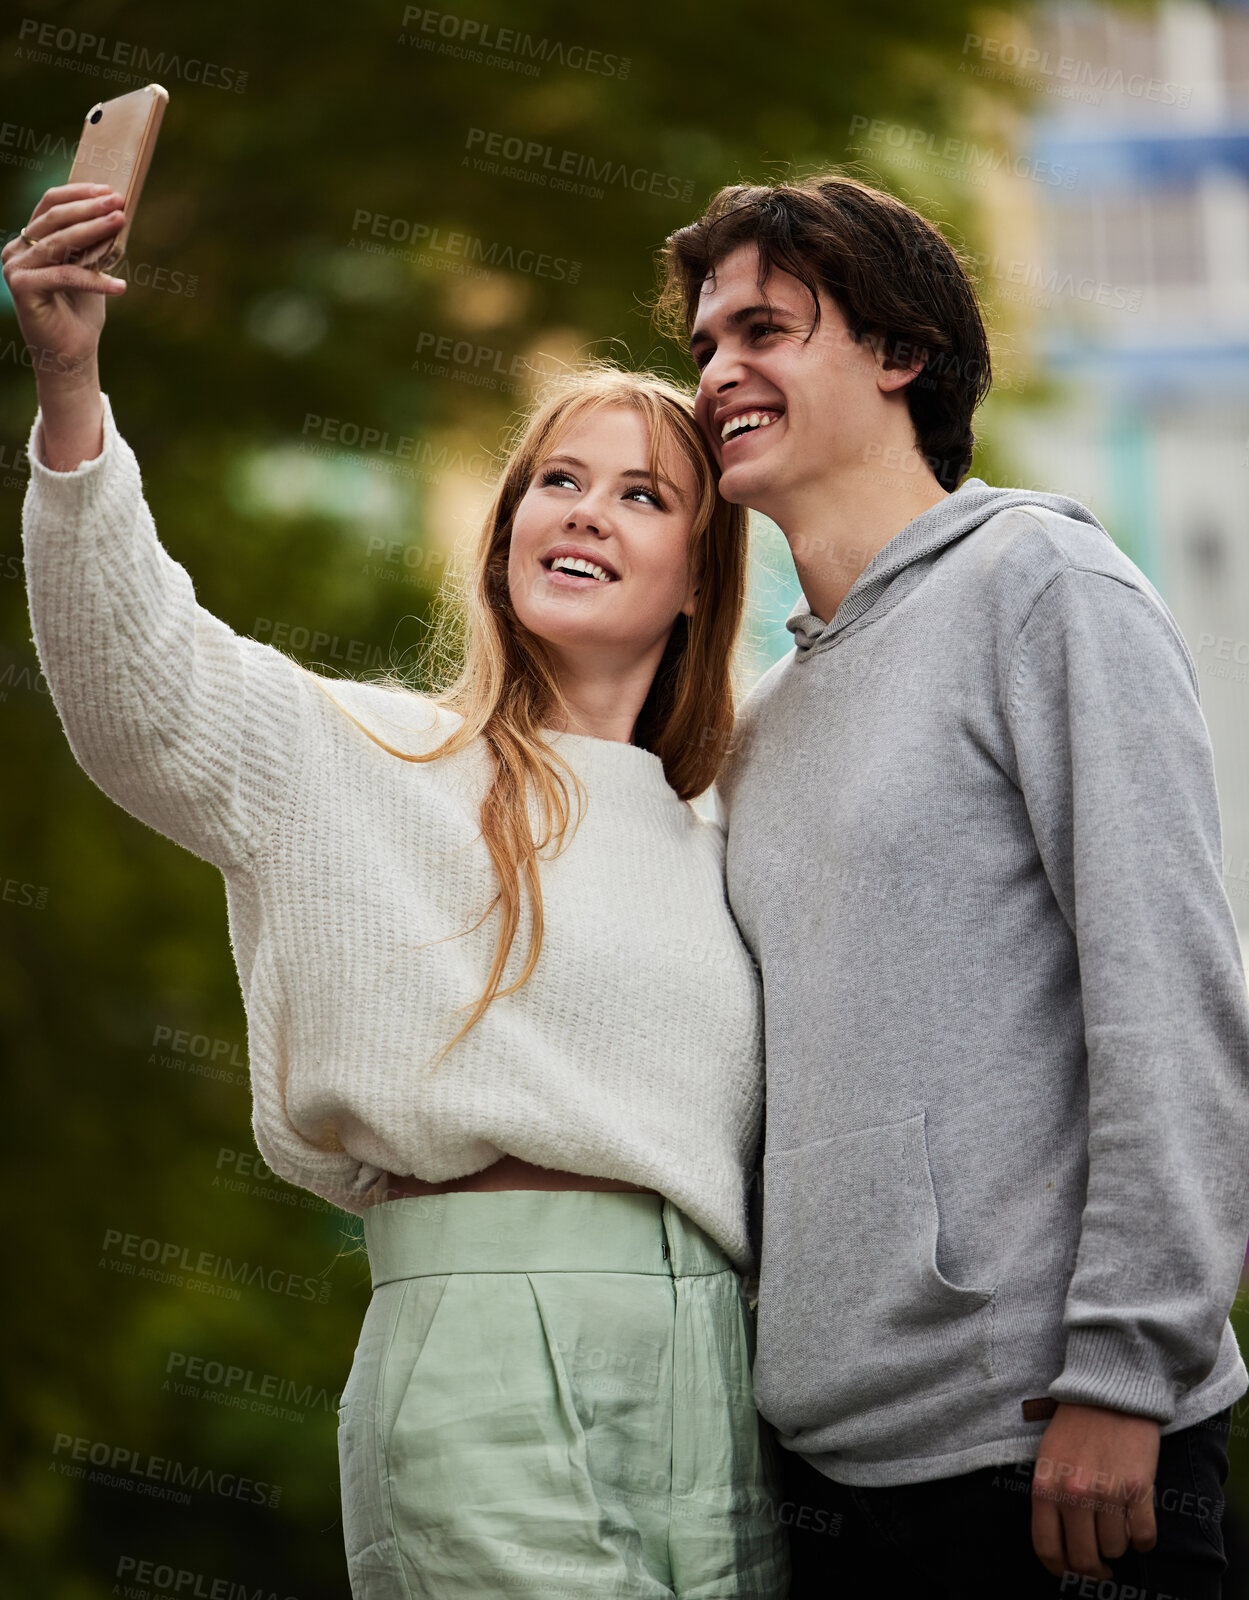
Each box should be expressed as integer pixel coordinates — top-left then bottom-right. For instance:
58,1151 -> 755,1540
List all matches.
1005,564 -> 1249,1425
21,392 -> 303,872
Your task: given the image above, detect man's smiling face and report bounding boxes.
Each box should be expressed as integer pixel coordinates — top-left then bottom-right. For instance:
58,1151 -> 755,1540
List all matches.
689,243 -> 890,518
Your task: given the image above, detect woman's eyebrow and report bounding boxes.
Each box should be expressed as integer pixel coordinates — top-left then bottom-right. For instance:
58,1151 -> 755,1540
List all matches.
620,467 -> 684,499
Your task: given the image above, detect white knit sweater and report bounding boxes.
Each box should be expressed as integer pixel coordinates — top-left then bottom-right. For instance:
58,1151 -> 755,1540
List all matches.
21,393 -> 764,1267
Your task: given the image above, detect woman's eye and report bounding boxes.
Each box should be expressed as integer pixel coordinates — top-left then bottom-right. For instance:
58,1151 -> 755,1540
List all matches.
539,469 -> 577,489
625,486 -> 663,509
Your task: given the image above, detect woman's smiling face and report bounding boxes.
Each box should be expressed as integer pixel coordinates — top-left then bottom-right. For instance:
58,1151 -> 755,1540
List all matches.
507,404 -> 702,663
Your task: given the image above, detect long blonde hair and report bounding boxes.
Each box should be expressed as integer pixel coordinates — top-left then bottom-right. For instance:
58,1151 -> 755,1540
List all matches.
301,364 -> 749,1065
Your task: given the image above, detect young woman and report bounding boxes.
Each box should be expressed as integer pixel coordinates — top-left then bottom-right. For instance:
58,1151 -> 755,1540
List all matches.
6,184 -> 788,1598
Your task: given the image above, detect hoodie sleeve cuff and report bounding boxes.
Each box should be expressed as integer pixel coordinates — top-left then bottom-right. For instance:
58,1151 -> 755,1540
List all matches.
1048,1327 -> 1180,1424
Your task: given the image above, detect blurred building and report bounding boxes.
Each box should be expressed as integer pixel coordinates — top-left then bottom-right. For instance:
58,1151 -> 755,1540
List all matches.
1006,0 -> 1249,956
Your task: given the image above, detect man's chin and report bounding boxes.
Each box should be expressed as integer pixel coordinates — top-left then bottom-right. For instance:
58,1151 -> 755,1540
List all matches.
716,460 -> 773,511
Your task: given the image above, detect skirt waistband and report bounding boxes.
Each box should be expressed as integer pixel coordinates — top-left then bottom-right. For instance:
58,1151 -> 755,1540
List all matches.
361,1189 -> 730,1288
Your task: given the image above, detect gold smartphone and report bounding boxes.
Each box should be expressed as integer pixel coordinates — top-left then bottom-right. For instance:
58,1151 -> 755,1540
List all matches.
65,83 -> 168,270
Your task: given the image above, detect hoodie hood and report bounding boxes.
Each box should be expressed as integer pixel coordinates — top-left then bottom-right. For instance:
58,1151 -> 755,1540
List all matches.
785,478 -> 1112,657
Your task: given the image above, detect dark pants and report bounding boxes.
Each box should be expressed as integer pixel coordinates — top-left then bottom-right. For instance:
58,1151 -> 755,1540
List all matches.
780,1406 -> 1232,1599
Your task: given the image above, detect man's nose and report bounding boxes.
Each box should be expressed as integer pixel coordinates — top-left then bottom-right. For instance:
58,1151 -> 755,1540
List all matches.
698,350 -> 747,415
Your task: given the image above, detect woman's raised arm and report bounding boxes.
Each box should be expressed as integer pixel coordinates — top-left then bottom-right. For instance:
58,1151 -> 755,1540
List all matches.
7,184 -> 304,871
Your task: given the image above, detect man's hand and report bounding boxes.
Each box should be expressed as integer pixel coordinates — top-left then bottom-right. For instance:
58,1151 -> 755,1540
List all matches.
1030,1402 -> 1161,1580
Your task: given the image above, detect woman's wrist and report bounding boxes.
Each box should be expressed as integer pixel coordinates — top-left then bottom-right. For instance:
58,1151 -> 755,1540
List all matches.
35,367 -> 104,471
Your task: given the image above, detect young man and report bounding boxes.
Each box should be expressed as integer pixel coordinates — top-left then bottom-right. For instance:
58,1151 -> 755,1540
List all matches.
659,176 -> 1249,1597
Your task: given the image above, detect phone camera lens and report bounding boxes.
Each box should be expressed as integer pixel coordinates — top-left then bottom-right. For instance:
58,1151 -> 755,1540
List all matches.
89,109 -> 103,124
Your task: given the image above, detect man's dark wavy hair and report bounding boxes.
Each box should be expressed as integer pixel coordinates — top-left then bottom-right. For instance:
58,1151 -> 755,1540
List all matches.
656,173 -> 992,491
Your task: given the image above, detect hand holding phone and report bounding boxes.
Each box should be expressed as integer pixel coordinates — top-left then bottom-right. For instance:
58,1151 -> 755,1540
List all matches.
64,83 -> 168,271
1,83 -> 169,464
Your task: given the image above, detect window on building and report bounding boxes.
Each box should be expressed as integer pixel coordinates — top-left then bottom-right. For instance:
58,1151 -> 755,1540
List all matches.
1048,188 -> 1205,290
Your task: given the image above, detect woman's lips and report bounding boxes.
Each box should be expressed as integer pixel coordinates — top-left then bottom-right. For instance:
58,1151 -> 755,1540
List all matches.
539,566 -> 619,589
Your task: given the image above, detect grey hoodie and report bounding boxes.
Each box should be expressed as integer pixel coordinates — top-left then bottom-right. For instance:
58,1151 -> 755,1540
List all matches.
717,478 -> 1249,1486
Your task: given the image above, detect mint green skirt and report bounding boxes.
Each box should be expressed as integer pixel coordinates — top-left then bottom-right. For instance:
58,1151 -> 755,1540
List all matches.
337,1189 -> 790,1598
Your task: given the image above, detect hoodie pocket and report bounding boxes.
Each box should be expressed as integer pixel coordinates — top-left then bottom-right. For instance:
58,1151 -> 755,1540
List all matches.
754,1112 -> 995,1433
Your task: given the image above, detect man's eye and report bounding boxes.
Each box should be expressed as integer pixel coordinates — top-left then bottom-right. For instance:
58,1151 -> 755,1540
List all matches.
693,347 -> 713,370
750,323 -> 778,341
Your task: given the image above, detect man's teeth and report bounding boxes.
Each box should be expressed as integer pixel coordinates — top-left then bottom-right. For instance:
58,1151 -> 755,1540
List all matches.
721,411 -> 778,442
550,556 -> 614,582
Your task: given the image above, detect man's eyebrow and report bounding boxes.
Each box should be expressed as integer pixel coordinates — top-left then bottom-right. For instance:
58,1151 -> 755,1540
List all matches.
539,454 -> 684,498
688,301 -> 792,353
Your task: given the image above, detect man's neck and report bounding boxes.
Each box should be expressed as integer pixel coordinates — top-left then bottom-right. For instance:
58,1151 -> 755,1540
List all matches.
769,469 -> 950,626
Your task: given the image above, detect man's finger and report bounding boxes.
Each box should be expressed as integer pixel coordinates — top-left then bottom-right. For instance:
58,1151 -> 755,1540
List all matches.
1030,1484 -> 1069,1578
1060,1499 -> 1111,1581
1126,1482 -> 1158,1552
1096,1499 -> 1130,1561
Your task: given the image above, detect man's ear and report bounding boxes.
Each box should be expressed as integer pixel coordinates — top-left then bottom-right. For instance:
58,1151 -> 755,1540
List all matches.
878,359 -> 925,395
868,329 -> 927,394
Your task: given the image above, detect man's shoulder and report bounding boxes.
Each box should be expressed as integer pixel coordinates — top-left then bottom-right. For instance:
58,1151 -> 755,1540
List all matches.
950,498 -> 1199,701
944,494 -> 1177,657
957,493 -> 1146,598
733,652 -> 798,743
719,653 -> 796,802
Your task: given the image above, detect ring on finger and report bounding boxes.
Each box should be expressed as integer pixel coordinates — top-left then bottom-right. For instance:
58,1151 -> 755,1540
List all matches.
18,226 -> 37,247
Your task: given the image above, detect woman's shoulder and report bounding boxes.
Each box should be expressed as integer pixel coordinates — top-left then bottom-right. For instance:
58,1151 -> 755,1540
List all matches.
296,669 -> 466,754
